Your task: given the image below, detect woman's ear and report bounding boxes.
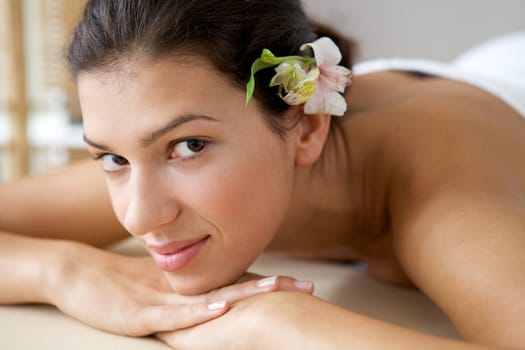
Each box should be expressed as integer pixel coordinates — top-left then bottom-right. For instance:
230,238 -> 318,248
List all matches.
293,110 -> 331,166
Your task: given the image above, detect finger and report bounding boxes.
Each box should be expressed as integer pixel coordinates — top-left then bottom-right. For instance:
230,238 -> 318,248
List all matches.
241,274 -> 314,294
206,276 -> 279,304
155,331 -> 172,345
275,276 -> 315,294
155,328 -> 196,350
207,275 -> 314,305
155,323 -> 207,350
129,301 -> 229,335
156,276 -> 279,306
235,272 -> 264,283
157,275 -> 314,306
155,330 -> 189,349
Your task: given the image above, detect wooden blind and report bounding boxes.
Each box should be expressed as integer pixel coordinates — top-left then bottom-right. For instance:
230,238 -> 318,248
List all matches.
0,1 -> 8,105
0,0 -> 86,179
40,0 -> 85,121
0,0 -> 29,177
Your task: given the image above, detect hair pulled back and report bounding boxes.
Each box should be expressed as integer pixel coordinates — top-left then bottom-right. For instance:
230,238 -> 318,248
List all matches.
67,0 -> 354,132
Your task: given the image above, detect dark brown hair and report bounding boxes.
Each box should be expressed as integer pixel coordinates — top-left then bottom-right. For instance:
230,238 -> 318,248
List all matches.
67,0 -> 354,133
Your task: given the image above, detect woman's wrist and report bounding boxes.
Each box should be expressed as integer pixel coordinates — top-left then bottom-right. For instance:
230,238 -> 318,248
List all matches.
36,239 -> 85,305
245,291 -> 315,350
0,232 -> 78,304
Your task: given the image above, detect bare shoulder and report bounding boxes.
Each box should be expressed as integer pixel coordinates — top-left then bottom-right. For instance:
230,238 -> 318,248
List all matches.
377,78 -> 525,206
381,89 -> 525,346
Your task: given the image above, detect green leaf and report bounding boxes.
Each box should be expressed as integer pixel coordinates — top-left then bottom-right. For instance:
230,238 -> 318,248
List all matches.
245,57 -> 278,106
260,49 -> 281,65
245,49 -> 316,106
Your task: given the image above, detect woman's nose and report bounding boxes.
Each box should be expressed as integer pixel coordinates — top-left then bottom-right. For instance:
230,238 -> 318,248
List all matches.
123,170 -> 180,235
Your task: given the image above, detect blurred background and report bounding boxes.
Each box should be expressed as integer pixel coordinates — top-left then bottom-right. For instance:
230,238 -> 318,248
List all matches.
0,0 -> 524,181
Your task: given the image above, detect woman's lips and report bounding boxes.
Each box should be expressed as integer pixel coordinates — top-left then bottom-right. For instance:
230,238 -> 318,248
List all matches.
148,235 -> 210,272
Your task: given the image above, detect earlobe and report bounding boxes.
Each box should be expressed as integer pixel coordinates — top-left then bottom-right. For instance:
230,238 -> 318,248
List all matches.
294,112 -> 331,166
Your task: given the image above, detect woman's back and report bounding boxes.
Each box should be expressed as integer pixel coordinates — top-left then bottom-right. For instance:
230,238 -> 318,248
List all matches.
303,70 -> 525,284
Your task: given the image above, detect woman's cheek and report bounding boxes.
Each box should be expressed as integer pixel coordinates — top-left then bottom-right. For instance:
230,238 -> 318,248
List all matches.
206,160 -> 291,250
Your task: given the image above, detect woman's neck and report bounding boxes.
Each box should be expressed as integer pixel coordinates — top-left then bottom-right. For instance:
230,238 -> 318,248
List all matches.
267,114 -> 392,259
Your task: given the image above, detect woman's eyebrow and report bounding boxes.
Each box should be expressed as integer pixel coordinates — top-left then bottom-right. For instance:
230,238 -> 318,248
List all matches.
83,134 -> 111,151
82,114 -> 219,151
140,114 -> 218,147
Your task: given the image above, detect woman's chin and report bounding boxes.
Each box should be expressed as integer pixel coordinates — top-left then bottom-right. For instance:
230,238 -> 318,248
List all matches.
162,270 -> 244,296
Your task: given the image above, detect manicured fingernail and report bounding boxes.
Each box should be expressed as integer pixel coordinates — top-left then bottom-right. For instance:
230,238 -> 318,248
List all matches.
208,300 -> 227,311
256,276 -> 277,288
294,280 -> 313,290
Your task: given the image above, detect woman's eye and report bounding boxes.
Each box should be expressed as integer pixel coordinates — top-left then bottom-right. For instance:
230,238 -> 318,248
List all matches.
100,154 -> 129,172
173,139 -> 208,159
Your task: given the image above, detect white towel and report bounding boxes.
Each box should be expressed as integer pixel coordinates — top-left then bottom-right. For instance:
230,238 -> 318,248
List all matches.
353,32 -> 525,119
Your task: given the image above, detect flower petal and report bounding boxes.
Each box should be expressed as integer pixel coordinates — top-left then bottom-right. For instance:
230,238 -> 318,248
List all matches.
270,60 -> 307,90
301,37 -> 342,67
304,87 -> 347,116
319,65 -> 352,92
281,79 -> 318,105
302,89 -> 324,114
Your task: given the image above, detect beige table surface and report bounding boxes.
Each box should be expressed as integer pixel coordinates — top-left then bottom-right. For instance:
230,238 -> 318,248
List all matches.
0,238 -> 460,349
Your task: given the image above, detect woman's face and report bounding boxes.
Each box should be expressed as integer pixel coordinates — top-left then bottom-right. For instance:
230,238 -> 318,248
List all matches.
78,57 -> 298,295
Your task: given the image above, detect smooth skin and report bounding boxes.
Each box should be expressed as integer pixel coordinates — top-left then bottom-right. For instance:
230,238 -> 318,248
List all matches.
2,54 -> 525,349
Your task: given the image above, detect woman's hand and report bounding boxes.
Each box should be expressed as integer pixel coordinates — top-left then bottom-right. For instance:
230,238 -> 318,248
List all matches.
155,291 -> 317,350
45,241 -> 313,337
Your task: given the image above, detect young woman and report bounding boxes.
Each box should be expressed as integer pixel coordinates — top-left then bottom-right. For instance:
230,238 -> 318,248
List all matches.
1,0 -> 524,348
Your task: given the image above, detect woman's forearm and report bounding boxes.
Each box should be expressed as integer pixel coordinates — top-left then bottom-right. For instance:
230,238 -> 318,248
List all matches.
254,292 -> 500,350
0,231 -> 67,304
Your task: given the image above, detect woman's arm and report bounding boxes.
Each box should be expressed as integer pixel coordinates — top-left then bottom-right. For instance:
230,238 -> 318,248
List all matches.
253,293 -> 490,350
392,191 -> 525,348
0,230 -> 61,304
158,291 -> 491,350
0,160 -> 128,246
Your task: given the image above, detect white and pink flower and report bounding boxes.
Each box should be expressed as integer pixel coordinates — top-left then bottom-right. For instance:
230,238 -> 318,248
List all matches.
298,37 -> 352,116
246,37 -> 352,116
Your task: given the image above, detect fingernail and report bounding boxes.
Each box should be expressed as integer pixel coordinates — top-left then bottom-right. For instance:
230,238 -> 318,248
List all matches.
294,280 -> 313,290
208,300 -> 227,311
256,276 -> 277,288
